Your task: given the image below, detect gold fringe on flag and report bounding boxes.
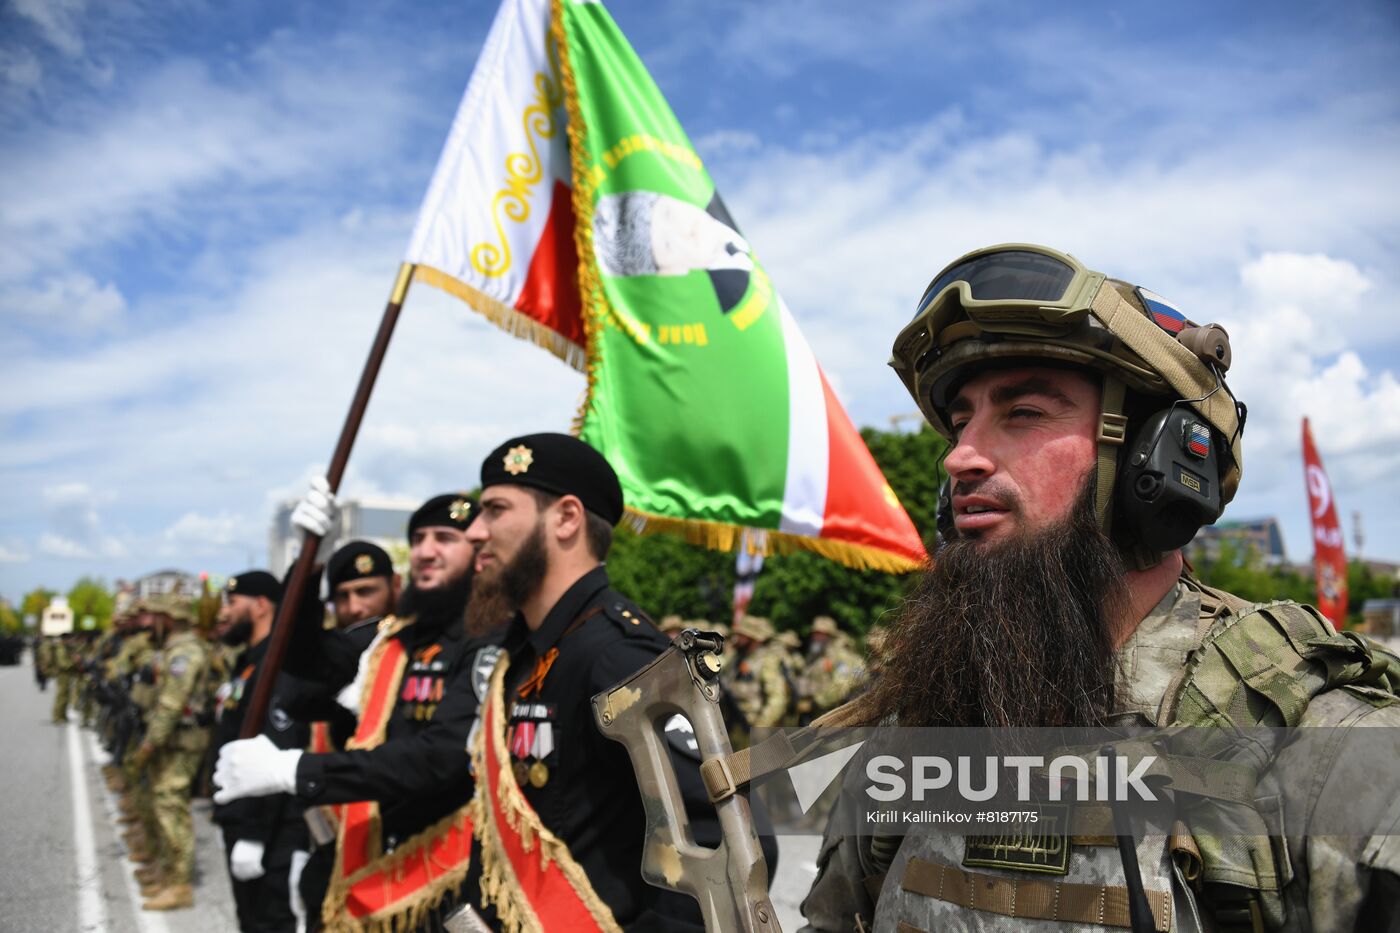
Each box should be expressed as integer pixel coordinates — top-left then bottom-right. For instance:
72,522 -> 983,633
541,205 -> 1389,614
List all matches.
550,0 -> 609,436
621,507 -> 926,574
412,264 -> 589,373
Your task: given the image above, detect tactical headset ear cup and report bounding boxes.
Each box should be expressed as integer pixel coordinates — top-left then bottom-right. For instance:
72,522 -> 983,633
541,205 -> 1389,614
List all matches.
1116,407 -> 1225,552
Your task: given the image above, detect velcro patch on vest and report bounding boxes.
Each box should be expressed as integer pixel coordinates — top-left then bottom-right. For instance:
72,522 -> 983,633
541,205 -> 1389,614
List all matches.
962,804 -> 1071,875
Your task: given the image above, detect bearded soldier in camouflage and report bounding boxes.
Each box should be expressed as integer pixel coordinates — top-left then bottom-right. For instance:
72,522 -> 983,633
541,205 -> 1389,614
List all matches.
722,615 -> 790,743
131,594 -> 212,911
801,244 -> 1400,932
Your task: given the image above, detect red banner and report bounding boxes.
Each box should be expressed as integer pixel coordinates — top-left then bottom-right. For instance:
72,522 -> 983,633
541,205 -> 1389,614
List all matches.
1302,418 -> 1348,628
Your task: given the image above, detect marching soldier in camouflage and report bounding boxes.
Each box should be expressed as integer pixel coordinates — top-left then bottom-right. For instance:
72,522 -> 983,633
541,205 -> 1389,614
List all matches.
48,634 -> 78,723
801,243 -> 1400,931
131,594 -> 211,911
117,606 -> 162,867
796,616 -> 865,722
721,614 -> 790,743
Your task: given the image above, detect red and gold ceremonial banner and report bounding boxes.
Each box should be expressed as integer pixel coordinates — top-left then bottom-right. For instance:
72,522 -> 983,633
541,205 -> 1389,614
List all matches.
403,0 -> 927,573
1301,418 -> 1348,629
322,620 -> 476,933
469,657 -> 620,933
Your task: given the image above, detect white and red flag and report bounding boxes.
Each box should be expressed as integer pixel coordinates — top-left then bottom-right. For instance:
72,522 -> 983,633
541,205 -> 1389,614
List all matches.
1301,417 -> 1348,628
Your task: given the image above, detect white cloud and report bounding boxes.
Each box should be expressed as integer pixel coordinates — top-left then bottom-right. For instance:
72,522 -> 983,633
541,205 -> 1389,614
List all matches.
42,481 -> 96,505
12,0 -> 86,58
38,533 -> 91,559
2,272 -> 127,333
161,511 -> 255,552
1240,252 -> 1371,314
0,542 -> 30,564
0,46 -> 42,91
694,129 -> 761,159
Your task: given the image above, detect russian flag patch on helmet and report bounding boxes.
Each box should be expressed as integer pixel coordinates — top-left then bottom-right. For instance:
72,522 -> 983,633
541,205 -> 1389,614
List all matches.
1136,287 -> 1188,334
1184,421 -> 1211,459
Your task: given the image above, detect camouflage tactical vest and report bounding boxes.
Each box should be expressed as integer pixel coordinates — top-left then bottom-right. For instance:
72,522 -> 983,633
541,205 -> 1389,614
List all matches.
1154,580 -> 1400,931
862,582 -> 1400,933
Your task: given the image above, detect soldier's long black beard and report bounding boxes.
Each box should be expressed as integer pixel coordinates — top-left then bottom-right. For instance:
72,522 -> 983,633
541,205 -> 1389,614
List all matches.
869,479 -> 1125,730
397,564 -> 474,638
465,521 -> 549,636
220,619 -> 252,647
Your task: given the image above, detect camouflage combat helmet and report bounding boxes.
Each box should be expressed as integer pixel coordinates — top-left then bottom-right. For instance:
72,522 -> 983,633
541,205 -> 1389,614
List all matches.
891,243 -> 1245,554
732,615 -> 774,642
811,616 -> 840,637
144,594 -> 196,625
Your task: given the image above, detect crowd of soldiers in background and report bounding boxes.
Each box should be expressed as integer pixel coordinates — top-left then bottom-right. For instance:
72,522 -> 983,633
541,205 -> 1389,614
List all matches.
32,591 -> 235,911
663,612 -> 885,745
25,572 -> 888,921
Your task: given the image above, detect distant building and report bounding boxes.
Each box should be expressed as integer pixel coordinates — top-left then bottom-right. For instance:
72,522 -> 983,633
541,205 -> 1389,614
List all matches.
133,569 -> 202,600
268,496 -> 419,579
1187,517 -> 1287,566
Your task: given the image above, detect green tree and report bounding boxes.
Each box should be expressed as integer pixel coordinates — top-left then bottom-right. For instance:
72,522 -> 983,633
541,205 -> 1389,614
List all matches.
67,577 -> 115,631
606,525 -> 733,621
608,424 -> 945,636
20,588 -> 55,627
0,600 -> 22,634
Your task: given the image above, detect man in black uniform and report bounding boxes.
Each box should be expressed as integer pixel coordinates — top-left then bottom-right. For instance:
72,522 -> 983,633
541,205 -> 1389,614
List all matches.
214,494 -> 506,930
285,539 -> 399,930
211,570 -> 311,933
465,433 -> 711,931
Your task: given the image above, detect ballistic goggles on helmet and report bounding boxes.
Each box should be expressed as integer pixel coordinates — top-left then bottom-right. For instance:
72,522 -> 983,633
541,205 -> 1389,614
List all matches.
908,244 -> 1105,337
890,242 -> 1245,511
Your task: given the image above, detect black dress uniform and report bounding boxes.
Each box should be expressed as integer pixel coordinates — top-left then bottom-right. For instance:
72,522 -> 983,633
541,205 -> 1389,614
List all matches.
292,612 -> 503,846
498,565 -> 713,931
213,634 -> 314,933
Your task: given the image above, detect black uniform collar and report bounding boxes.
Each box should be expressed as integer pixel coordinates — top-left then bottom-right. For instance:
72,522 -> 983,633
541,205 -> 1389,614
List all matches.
523,564 -> 610,657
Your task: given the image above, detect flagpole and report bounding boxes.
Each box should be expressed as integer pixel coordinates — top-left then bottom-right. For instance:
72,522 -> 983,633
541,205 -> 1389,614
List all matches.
239,262 -> 417,739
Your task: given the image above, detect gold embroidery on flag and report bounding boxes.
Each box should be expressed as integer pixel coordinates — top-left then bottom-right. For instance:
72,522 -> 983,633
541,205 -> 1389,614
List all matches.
471,42 -> 564,279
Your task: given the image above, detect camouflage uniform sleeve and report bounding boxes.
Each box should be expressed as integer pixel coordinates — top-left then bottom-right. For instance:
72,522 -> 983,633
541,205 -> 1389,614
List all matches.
754,651 -> 790,728
144,642 -> 204,749
799,777 -> 878,932
1278,691 -> 1400,931
811,649 -> 862,710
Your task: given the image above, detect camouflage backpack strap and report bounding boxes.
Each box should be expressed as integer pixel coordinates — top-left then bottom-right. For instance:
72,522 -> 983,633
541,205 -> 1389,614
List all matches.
1161,588 -> 1400,932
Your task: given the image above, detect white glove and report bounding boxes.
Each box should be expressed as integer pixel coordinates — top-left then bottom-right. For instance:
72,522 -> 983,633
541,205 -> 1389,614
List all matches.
213,734 -> 302,804
290,475 -> 337,537
229,839 -> 267,882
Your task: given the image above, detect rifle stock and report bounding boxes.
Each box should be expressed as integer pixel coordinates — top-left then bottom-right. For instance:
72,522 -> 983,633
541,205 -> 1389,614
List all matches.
592,630 -> 781,933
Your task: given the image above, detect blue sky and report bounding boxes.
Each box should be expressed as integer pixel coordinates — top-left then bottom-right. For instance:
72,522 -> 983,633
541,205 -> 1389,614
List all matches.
3,0 -> 1399,599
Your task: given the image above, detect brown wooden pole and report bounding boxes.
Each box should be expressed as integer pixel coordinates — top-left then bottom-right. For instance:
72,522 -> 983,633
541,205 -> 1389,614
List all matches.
239,262 -> 416,739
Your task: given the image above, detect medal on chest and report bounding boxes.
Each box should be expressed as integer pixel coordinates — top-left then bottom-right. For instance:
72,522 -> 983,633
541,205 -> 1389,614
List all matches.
401,644 -> 446,721
507,700 -> 557,788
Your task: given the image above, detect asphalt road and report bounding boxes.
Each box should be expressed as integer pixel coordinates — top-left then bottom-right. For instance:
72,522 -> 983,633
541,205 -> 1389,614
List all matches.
0,652 -> 239,933
0,651 -> 821,932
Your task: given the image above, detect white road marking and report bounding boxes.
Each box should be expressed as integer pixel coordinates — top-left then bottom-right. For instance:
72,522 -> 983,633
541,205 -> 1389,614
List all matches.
67,719 -> 109,932
87,731 -> 172,933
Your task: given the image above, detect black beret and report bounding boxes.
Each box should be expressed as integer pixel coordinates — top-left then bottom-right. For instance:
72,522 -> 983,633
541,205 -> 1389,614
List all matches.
326,541 -> 393,588
226,570 -> 282,602
408,493 -> 478,536
480,433 -> 624,525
